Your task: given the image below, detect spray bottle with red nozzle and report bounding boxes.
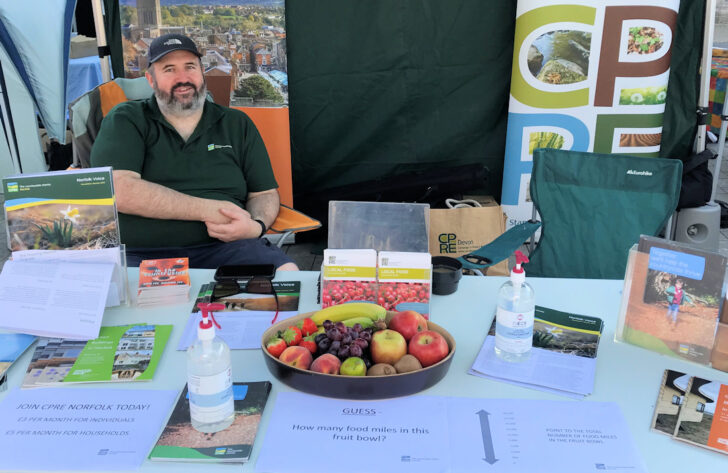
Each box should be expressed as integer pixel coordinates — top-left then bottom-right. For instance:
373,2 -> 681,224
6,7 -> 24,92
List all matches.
494,250 -> 535,362
186,302 -> 234,433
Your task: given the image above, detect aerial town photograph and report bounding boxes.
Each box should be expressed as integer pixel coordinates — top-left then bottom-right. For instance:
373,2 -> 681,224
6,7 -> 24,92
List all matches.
120,0 -> 287,107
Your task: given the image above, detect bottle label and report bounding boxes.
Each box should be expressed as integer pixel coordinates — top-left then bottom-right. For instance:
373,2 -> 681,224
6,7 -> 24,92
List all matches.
188,368 -> 234,423
495,307 -> 534,354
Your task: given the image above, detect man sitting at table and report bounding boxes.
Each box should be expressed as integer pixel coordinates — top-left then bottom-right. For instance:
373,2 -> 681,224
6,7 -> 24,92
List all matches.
90,34 -> 297,270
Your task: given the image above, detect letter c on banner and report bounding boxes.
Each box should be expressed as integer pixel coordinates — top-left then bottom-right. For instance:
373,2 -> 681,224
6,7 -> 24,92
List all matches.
510,5 -> 595,109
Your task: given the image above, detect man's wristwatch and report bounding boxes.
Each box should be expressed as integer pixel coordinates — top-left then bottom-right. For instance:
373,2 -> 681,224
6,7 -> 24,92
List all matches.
254,218 -> 267,238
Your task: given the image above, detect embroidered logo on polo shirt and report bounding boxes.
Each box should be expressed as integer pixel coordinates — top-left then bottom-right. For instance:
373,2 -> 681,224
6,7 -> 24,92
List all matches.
207,144 -> 233,151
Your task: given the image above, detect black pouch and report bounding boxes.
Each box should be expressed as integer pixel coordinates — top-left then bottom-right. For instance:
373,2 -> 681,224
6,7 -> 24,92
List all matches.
677,149 -> 714,210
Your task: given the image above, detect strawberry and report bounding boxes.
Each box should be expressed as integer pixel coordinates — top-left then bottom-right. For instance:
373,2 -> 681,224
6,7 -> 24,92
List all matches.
299,335 -> 317,354
282,326 -> 302,346
266,337 -> 287,358
299,317 -> 318,337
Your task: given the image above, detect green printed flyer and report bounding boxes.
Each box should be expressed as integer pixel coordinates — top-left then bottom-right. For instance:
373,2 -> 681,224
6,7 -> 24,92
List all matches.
22,324 -> 172,387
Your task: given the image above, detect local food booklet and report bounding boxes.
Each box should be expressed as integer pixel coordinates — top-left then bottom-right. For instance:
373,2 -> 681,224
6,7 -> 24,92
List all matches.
21,324 -> 171,387
149,381 -> 272,463
2,167 -> 119,251
0,333 -> 36,387
618,236 -> 726,365
469,306 -> 604,398
177,281 -> 301,350
651,369 -> 728,456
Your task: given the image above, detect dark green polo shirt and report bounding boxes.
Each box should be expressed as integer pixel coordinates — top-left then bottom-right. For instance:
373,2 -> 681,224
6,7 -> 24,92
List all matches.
90,97 -> 277,248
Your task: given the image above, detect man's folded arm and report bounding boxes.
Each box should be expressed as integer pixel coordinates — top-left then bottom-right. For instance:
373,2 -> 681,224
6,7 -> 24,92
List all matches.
246,188 -> 280,229
113,170 -> 232,224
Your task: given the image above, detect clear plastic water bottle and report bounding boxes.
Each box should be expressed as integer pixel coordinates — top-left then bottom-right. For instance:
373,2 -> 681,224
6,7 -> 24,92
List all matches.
495,251 -> 535,362
187,302 -> 234,433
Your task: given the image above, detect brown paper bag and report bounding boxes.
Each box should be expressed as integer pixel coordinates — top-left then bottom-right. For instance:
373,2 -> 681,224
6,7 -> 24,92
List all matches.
429,204 -> 509,276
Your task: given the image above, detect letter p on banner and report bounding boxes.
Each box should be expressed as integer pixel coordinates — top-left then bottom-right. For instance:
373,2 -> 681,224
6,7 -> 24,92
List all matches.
595,5 -> 677,107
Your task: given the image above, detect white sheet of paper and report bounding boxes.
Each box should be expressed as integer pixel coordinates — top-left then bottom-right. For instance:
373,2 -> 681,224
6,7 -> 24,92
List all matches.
12,248 -> 125,306
255,393 -> 646,473
0,387 -> 177,471
0,260 -> 114,340
467,368 -> 584,399
177,310 -> 299,350
256,392 -> 450,473
447,398 -> 646,473
470,336 -> 596,397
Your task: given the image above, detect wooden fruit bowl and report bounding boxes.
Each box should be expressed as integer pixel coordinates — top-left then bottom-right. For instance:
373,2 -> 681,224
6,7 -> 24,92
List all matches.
260,311 -> 456,399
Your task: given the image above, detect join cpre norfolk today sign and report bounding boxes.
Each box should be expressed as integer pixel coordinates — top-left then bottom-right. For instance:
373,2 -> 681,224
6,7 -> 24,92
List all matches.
501,0 -> 680,228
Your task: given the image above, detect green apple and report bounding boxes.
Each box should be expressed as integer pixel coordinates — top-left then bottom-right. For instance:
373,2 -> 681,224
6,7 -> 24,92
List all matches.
339,357 -> 367,376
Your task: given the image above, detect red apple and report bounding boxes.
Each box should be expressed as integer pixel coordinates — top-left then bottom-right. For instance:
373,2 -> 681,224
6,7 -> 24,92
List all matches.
370,329 -> 407,365
388,310 -> 428,341
278,345 -> 313,370
310,353 -> 341,374
408,330 -> 449,367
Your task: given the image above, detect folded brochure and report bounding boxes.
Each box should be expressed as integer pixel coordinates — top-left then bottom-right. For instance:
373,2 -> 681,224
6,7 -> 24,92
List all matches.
651,369 -> 728,456
22,324 -> 171,387
149,381 -> 272,463
177,281 -> 301,350
469,306 -> 604,398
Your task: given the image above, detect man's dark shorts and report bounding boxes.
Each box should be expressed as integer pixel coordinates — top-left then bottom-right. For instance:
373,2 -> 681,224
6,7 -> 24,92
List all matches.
125,239 -> 295,269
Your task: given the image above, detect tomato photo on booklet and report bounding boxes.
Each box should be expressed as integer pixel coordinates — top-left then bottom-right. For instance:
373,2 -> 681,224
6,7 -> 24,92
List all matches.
322,280 -> 378,308
377,281 -> 431,311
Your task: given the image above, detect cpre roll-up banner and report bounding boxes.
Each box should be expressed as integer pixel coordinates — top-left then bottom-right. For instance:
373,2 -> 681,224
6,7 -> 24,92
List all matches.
501,0 -> 680,228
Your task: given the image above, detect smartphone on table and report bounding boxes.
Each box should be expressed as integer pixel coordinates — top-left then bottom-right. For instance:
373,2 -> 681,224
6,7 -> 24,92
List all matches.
213,264 -> 276,282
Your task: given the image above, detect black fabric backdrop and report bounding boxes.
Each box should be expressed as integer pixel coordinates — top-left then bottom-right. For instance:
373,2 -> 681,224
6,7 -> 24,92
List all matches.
286,0 -> 518,206
285,0 -> 704,216
660,0 -> 705,161
97,1 -> 703,216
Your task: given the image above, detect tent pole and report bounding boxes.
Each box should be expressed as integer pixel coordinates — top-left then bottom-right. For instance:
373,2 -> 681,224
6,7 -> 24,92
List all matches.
696,0 -> 716,154
0,60 -> 22,174
90,0 -> 112,82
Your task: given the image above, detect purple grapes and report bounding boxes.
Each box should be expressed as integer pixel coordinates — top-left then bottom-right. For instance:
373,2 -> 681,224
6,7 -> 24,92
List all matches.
349,344 -> 363,358
317,338 -> 331,351
338,345 -> 351,359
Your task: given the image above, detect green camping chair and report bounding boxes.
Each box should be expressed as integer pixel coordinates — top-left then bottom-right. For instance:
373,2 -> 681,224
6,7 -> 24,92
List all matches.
525,148 -> 683,279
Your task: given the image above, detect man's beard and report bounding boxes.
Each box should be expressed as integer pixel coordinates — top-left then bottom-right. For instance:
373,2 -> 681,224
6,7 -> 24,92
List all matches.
153,80 -> 207,117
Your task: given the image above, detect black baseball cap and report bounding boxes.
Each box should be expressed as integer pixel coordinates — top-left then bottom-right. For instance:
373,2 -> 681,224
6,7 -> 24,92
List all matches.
148,33 -> 202,64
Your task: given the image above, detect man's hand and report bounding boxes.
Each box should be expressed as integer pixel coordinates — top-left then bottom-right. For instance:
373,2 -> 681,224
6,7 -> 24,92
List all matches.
204,205 -> 261,242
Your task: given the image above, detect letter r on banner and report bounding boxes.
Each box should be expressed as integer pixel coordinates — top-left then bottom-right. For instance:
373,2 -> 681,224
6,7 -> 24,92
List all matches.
501,113 -> 590,205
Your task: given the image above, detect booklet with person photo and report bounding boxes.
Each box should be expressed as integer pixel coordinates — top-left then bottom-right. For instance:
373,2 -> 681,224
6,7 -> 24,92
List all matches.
177,281 -> 301,350
651,369 -> 728,456
149,381 -> 272,463
21,324 -> 171,388
617,236 -> 727,365
469,306 -> 604,398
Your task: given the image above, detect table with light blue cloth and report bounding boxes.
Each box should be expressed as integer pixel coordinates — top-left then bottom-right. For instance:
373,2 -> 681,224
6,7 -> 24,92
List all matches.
66,55 -> 104,114
1,270 -> 727,472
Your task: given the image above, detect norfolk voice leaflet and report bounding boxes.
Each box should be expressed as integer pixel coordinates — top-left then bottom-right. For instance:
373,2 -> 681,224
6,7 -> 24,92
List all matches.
0,260 -> 114,340
469,306 -> 604,398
